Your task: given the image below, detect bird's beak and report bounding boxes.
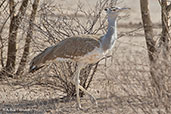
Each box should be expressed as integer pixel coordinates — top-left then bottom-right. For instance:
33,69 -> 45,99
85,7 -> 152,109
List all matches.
120,7 -> 130,11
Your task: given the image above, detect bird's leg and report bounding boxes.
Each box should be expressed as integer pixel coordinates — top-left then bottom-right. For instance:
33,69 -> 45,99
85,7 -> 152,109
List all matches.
74,65 -> 82,109
71,79 -> 97,105
78,85 -> 97,105
72,64 -> 97,107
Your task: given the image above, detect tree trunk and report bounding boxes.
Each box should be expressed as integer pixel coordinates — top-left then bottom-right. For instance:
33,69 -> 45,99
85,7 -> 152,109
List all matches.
140,0 -> 170,113
158,0 -> 170,58
140,0 -> 156,62
4,0 -> 28,77
0,0 -> 11,68
159,0 -> 171,112
140,0 -> 159,108
16,0 -> 40,75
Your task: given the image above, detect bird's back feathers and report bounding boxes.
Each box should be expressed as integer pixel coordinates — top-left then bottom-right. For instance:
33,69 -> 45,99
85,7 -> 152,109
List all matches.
29,35 -> 103,73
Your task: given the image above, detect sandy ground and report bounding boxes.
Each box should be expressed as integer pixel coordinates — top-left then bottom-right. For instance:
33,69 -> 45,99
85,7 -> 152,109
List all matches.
0,0 -> 165,114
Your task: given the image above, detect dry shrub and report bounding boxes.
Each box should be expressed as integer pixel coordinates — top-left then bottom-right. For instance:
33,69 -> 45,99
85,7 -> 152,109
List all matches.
26,0 -> 115,98
96,47 -> 171,113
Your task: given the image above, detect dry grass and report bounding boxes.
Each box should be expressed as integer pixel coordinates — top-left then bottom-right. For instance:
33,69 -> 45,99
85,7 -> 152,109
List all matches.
1,42 -> 170,113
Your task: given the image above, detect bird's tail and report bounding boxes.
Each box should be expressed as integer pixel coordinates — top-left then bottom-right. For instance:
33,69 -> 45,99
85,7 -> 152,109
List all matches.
29,46 -> 55,73
29,64 -> 44,73
29,53 -> 45,73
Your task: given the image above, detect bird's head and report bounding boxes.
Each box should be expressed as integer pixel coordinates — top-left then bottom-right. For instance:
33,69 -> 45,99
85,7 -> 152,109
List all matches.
105,7 -> 130,19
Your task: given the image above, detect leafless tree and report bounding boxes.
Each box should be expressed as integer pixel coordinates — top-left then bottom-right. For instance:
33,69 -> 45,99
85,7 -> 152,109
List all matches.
16,0 -> 40,75
0,0 -> 40,77
158,0 -> 171,58
140,0 -> 171,113
0,0 -> 29,77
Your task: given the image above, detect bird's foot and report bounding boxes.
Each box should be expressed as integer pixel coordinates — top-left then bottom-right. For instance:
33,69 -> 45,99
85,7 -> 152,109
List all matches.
89,95 -> 98,106
76,103 -> 88,111
76,103 -> 82,110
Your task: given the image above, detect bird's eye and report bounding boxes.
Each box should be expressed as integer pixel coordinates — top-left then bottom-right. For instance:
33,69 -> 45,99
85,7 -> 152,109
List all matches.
112,9 -> 116,11
104,8 -> 108,11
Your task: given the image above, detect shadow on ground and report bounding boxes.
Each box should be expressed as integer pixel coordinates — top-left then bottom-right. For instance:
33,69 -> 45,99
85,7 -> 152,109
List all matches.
0,95 -> 155,114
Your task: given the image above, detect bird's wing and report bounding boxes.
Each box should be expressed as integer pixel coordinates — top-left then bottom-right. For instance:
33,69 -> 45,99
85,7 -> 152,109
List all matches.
46,36 -> 101,61
29,35 -> 102,73
30,35 -> 101,67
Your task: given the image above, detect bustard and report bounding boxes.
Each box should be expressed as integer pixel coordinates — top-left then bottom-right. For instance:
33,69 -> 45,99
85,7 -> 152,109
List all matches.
29,7 -> 129,109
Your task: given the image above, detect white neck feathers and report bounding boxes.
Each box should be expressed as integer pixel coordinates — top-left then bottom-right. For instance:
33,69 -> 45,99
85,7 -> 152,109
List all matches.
101,16 -> 117,51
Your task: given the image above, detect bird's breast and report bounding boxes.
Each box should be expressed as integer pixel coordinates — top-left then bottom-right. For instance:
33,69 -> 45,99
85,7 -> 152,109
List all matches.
77,47 -> 105,64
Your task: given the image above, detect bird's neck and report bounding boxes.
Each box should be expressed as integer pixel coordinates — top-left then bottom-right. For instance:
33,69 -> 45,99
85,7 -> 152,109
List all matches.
101,17 -> 117,52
